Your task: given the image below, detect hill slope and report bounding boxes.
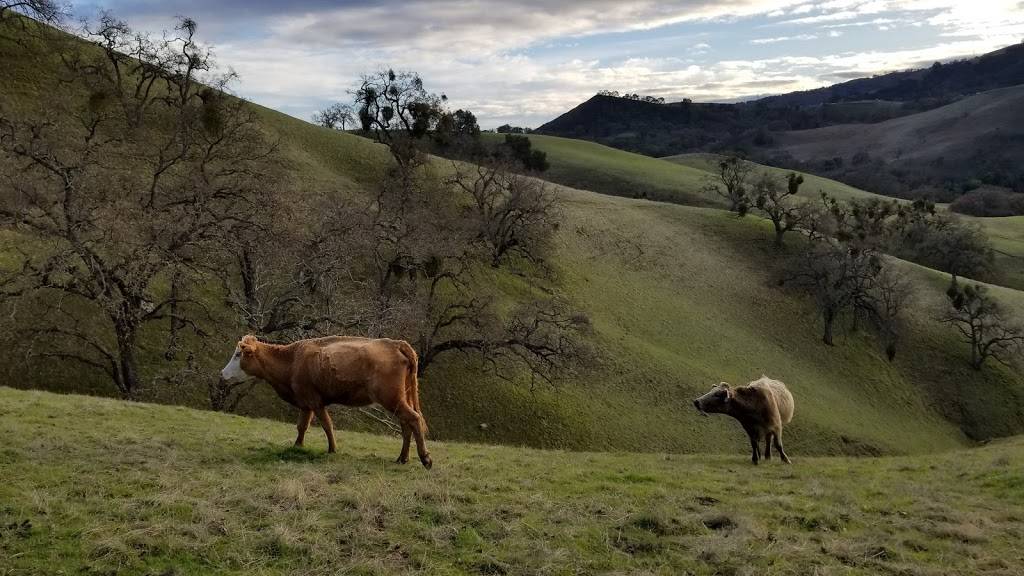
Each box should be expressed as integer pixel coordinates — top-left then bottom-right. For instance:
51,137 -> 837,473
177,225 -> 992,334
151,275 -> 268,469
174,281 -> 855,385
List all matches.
3,387 -> 1024,575
483,133 -> 889,205
3,19 -> 1024,455
771,85 -> 1024,165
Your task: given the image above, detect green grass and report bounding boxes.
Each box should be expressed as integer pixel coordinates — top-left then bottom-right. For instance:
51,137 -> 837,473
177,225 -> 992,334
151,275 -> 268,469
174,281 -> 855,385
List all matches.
483,133 -> 716,205
662,152 -> 896,203
959,215 -> 1024,291
3,387 -> 1024,575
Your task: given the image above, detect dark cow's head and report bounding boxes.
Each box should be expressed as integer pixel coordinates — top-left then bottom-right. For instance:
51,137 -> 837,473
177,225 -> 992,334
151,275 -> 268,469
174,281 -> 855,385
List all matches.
693,383 -> 732,416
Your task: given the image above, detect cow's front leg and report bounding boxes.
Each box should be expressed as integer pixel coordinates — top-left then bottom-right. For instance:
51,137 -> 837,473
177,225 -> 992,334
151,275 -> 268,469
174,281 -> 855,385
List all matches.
314,407 -> 337,453
295,409 -> 314,447
748,432 -> 761,465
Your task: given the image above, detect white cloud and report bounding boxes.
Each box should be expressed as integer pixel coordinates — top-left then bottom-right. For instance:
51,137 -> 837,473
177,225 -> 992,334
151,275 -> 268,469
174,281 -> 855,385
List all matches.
751,33 -> 821,43
269,1 -> 805,54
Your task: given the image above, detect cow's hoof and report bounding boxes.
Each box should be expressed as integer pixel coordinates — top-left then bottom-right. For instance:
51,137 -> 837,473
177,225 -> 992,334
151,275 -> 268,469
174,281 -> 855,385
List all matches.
396,456 -> 409,465
421,456 -> 433,470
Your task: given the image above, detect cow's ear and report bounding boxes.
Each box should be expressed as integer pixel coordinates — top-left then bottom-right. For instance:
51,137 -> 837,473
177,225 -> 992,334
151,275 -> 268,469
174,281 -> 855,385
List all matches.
239,336 -> 256,354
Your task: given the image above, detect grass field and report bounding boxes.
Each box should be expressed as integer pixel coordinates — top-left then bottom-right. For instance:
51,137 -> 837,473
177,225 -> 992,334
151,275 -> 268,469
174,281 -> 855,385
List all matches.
3,387 -> 1024,575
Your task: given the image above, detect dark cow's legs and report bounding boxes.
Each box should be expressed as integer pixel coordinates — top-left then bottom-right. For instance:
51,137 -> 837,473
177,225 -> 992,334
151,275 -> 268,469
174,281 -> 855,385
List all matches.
764,433 -> 773,461
774,432 -> 791,464
295,409 -> 314,447
396,420 -> 412,464
748,433 -> 761,465
314,407 -> 337,453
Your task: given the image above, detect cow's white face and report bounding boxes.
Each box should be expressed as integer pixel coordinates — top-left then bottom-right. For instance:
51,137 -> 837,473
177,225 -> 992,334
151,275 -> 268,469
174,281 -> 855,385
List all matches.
220,346 -> 254,383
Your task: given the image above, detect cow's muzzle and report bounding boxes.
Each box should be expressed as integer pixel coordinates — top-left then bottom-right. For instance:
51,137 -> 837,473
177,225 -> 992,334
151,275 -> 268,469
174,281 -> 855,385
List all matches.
693,399 -> 708,417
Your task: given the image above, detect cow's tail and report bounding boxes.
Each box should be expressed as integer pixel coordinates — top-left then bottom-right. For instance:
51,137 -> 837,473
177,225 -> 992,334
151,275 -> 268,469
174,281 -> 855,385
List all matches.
397,340 -> 427,436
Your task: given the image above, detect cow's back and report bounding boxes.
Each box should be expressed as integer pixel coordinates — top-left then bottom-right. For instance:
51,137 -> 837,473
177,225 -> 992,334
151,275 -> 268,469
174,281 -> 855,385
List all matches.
295,337 -> 408,406
750,376 -> 794,424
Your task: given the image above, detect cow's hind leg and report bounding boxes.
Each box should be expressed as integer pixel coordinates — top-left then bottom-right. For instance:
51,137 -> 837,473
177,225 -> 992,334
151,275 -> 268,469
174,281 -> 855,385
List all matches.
396,420 -> 412,465
295,409 -> 314,447
764,433 -> 773,461
314,407 -> 337,453
773,431 -> 791,464
397,404 -> 431,470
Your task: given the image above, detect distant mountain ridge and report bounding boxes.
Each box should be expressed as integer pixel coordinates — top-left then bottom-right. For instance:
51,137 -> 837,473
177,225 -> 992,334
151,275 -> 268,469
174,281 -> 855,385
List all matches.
537,41 -> 1024,200
754,41 -> 1024,108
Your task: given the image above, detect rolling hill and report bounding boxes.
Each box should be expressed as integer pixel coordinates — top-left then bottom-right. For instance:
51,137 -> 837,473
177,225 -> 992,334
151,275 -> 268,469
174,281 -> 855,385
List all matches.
770,85 -> 1024,167
3,18 -> 1024,457
482,133 -> 890,205
3,387 -> 1024,575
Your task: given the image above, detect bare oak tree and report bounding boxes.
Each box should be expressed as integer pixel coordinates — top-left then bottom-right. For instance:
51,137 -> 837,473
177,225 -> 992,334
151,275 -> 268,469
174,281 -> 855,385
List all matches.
311,102 -> 354,130
942,283 -> 1024,370
704,156 -> 752,215
857,266 -> 913,361
448,159 -> 559,267
0,0 -> 63,23
0,16 -> 275,399
753,171 -> 805,247
353,68 -> 445,168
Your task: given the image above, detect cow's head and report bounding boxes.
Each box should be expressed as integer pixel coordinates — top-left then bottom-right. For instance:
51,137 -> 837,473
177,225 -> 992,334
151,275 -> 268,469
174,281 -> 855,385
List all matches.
220,335 -> 260,383
693,382 -> 732,416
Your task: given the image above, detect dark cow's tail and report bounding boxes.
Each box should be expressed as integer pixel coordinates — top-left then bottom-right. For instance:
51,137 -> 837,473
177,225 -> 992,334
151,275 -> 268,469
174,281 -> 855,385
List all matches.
397,340 -> 427,436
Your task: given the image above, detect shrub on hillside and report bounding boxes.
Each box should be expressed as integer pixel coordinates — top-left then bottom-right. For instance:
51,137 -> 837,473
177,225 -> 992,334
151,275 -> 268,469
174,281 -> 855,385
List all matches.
950,188 -> 1024,217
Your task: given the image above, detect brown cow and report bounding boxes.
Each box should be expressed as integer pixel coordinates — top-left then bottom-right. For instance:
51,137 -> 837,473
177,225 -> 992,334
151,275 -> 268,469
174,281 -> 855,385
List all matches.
220,335 -> 432,469
693,376 -> 794,465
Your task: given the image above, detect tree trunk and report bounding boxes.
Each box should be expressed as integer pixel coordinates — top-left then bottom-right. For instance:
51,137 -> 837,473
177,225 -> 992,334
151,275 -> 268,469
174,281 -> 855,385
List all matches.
165,269 -> 182,360
970,340 -> 983,370
114,319 -> 141,400
822,309 -> 836,346
773,225 -> 785,248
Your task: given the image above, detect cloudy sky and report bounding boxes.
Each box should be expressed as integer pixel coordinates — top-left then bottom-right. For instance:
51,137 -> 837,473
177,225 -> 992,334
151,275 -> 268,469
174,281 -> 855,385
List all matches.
71,1 -> 1024,128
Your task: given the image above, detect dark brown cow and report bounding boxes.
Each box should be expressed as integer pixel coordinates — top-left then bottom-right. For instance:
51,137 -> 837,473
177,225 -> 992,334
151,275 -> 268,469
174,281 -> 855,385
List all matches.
693,376 -> 794,465
221,335 -> 432,469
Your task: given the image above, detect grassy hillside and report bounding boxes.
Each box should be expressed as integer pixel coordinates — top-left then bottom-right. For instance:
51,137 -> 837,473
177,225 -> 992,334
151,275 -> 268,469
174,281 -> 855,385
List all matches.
483,132 -> 717,205
3,19 -> 1024,456
4,387 -> 1024,575
663,154 -> 1024,290
958,214 -> 1024,291
662,152 -> 894,203
483,133 -> 888,206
